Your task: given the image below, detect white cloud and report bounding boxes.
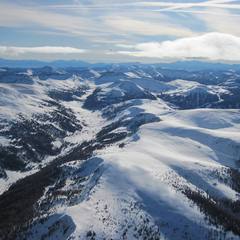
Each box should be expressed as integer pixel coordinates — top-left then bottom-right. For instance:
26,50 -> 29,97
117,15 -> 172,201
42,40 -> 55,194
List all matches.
136,0 -> 240,11
0,2 -> 101,37
104,16 -> 195,37
0,46 -> 86,57
45,1 -> 240,11
195,8 -> 240,36
0,1 -> 197,45
1,1 -> 240,62
117,32 -> 240,61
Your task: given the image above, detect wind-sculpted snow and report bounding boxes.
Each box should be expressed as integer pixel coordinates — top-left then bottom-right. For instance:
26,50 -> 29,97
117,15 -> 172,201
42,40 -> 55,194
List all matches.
0,65 -> 240,239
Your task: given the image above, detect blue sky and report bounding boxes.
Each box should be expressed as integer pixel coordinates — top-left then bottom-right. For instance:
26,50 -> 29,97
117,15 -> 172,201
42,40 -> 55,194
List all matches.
0,0 -> 240,62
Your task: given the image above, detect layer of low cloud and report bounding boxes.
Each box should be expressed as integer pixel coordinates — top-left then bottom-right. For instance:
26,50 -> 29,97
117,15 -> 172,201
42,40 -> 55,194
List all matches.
0,46 -> 86,57
117,32 -> 240,61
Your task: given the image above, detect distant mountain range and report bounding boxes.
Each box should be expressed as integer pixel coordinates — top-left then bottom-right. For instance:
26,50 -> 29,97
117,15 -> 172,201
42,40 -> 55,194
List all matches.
1,58 -> 240,71
0,59 -> 91,68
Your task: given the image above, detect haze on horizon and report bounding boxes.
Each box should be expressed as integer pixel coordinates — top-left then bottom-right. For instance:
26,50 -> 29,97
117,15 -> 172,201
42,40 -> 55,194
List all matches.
1,0 -> 240,63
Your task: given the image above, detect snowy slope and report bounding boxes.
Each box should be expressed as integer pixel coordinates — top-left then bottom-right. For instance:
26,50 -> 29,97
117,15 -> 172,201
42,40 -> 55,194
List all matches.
0,66 -> 240,240
26,105 -> 239,240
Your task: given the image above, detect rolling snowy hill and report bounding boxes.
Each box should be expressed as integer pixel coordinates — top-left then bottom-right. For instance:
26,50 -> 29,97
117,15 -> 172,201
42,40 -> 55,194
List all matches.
0,65 -> 240,240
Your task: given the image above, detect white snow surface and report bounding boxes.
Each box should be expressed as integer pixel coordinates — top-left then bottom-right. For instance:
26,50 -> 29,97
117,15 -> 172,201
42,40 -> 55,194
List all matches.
54,104 -> 240,239
1,74 -> 240,239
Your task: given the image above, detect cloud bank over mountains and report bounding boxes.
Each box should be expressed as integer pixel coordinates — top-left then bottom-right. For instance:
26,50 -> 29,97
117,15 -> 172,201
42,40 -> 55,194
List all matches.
117,32 -> 240,61
0,46 -> 86,57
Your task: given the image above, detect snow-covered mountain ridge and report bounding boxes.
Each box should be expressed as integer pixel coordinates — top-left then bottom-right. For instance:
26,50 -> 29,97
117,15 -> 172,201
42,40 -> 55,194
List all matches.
0,65 -> 240,239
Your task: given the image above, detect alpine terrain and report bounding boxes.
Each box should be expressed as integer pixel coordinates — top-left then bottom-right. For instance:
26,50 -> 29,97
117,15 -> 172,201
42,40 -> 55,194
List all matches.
0,63 -> 240,240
